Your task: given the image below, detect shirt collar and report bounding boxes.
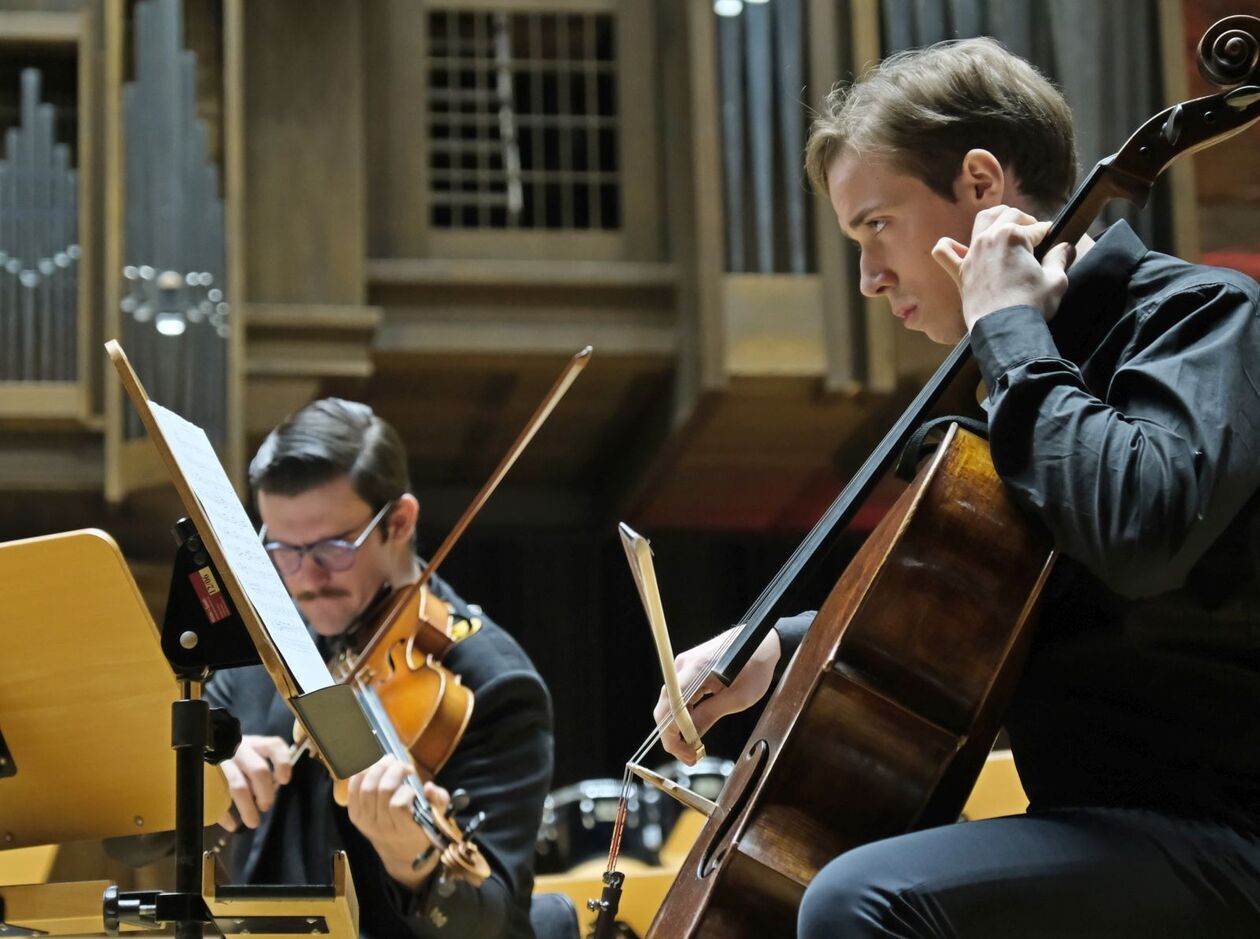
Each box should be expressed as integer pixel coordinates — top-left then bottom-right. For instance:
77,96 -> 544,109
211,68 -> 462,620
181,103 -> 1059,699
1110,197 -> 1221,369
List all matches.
1049,219 -> 1148,360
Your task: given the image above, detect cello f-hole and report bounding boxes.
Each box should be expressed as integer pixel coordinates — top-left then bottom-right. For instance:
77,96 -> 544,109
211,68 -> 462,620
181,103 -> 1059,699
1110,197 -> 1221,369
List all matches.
700,739 -> 770,878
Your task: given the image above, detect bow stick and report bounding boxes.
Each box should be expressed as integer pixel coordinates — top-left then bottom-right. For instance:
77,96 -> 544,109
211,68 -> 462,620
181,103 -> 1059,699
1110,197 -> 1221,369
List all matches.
348,345 -> 593,678
619,522 -> 705,760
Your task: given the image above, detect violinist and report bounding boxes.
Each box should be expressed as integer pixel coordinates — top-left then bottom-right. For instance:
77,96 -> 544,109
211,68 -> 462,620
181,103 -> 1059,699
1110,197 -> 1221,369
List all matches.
206,398 -> 553,939
658,38 -> 1260,937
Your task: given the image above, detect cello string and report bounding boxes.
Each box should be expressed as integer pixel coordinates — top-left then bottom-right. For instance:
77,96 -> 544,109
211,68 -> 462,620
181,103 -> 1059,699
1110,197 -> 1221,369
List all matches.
632,347 -> 980,757
631,623 -> 749,761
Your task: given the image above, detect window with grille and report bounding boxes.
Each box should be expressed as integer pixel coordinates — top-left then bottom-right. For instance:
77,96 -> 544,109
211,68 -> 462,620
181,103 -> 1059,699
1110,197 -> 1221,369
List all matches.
427,9 -> 619,231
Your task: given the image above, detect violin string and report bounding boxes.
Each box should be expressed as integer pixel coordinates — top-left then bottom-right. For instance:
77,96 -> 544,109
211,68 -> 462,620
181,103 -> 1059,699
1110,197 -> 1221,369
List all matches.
605,765 -> 638,873
355,683 -> 446,842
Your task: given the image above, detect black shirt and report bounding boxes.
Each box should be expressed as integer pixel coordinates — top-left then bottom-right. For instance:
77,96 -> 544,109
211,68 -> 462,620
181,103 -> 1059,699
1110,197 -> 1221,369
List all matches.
778,221 -> 1260,832
205,570 -> 553,939
971,221 -> 1260,832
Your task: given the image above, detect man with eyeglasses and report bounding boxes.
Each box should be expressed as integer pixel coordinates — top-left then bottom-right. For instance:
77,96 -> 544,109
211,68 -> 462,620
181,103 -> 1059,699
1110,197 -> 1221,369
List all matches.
203,398 -> 554,939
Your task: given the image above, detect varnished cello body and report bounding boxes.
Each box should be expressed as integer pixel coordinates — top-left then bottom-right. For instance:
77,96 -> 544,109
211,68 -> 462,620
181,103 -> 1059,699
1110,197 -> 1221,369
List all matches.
648,426 -> 1055,937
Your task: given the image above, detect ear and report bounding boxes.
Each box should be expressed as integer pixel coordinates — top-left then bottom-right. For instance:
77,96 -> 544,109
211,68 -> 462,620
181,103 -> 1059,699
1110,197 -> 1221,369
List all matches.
954,149 -> 1007,210
387,493 -> 420,544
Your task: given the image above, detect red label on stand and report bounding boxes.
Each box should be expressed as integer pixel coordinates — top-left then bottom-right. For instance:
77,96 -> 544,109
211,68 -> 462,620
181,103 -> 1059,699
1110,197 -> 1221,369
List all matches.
189,567 -> 231,623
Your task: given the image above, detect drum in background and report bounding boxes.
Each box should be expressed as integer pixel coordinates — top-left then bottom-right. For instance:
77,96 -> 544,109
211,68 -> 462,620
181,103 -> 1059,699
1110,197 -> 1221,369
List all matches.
534,759 -> 735,875
534,756 -> 735,877
653,756 -> 733,831
657,755 -> 734,803
535,778 -> 670,875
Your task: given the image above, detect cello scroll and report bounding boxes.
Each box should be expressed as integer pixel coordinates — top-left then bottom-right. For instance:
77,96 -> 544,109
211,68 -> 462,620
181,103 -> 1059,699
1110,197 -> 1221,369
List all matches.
1197,15 -> 1260,87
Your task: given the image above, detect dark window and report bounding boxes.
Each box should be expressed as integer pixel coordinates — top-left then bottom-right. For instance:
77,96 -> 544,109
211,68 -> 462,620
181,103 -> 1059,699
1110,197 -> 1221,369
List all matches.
427,9 -> 620,231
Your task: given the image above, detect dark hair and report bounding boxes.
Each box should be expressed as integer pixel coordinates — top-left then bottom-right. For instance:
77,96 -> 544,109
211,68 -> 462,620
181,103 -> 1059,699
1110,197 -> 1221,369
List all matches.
805,37 -> 1077,216
249,398 -> 410,511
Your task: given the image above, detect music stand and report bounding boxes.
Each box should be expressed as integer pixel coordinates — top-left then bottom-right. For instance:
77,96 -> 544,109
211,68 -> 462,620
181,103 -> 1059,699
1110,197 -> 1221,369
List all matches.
106,340 -> 381,779
0,528 -> 230,848
0,526 -> 238,936
90,340 -> 380,939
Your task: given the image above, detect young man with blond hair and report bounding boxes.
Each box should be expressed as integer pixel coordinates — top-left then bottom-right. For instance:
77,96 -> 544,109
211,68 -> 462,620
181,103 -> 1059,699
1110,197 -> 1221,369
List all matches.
659,38 -> 1260,937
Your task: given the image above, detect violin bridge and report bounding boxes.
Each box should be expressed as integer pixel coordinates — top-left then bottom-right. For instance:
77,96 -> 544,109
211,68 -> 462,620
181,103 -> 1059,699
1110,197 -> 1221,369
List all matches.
627,762 -> 718,818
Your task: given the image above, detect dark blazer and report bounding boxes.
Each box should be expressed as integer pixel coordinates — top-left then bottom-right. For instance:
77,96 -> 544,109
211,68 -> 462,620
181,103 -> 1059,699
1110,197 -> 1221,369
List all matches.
205,571 -> 553,939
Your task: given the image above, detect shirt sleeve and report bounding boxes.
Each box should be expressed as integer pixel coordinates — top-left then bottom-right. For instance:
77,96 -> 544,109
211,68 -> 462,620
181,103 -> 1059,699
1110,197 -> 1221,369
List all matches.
772,612 -> 817,670
970,283 -> 1260,598
387,668 -> 553,938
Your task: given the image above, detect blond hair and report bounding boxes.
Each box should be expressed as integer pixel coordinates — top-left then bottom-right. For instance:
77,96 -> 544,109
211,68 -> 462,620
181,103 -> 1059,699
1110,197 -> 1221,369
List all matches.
805,38 -> 1077,215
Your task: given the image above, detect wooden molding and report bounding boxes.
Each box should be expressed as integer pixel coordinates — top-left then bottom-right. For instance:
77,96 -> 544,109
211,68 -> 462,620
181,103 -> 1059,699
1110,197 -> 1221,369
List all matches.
367,258 -> 678,289
721,275 -> 828,378
0,11 -> 81,42
245,302 -> 383,379
0,383 -> 83,420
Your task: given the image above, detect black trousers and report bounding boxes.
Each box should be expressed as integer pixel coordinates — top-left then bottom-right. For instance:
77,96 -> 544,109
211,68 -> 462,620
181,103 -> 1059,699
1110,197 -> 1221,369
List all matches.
797,807 -> 1260,938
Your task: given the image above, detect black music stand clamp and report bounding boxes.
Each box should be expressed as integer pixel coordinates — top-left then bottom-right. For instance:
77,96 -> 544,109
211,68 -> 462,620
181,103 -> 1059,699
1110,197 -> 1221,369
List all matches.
105,517 -> 256,939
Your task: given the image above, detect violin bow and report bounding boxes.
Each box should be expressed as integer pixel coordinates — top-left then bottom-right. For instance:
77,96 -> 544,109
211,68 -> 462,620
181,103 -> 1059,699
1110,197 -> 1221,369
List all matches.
416,345 -> 594,592
348,345 -> 592,676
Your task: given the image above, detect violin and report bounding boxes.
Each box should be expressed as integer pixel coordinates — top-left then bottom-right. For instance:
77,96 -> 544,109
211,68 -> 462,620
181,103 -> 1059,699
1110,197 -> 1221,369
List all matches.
330,580 -> 479,779
290,346 -> 592,890
293,578 -> 491,888
283,578 -> 489,889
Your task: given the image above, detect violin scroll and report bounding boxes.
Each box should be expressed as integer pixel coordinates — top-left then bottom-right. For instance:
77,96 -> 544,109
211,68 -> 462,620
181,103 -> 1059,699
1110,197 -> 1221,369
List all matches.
1197,16 -> 1260,89
432,805 -> 492,889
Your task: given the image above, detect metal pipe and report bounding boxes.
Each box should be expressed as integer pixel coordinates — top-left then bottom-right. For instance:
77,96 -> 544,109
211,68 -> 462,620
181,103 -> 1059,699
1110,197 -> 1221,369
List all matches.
774,0 -> 807,273
744,1 -> 775,272
718,11 -> 745,272
950,0 -> 985,38
4,129 -> 21,382
882,0 -> 914,53
50,142 -> 67,380
36,102 -> 54,381
913,0 -> 948,45
20,69 -> 39,380
0,159 -> 13,380
119,0 -> 230,445
65,163 -> 79,380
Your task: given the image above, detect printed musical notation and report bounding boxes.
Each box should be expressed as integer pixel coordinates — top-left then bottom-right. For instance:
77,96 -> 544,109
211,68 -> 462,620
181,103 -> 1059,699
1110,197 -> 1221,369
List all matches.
150,402 -> 332,694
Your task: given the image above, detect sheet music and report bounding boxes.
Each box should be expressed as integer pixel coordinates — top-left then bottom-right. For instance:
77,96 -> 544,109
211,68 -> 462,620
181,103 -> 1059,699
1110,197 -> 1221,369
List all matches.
150,402 -> 333,693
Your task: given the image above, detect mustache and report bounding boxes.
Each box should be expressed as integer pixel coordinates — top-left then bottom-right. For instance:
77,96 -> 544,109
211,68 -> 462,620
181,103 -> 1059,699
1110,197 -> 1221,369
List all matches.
295,588 -> 351,602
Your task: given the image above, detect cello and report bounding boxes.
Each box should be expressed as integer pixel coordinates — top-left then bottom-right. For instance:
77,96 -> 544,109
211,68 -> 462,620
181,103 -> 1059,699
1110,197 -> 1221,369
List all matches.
592,17 -> 1260,938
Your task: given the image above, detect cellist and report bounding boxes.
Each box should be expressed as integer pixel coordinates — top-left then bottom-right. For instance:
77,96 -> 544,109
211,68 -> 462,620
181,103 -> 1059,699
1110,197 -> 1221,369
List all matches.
658,38 -> 1260,937
207,398 -> 553,938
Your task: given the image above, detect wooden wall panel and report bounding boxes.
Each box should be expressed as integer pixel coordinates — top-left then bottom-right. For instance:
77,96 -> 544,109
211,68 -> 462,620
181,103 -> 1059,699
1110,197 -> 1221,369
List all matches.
241,0 -> 364,305
362,0 -> 427,259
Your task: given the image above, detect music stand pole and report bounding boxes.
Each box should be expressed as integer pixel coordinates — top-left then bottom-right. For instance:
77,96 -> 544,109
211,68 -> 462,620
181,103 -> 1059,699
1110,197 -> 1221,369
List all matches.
172,680 -> 211,939
105,518 -> 251,938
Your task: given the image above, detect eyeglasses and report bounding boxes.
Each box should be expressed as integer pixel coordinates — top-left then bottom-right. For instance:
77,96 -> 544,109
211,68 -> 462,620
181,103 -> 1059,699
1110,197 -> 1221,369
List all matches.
260,501 -> 395,576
